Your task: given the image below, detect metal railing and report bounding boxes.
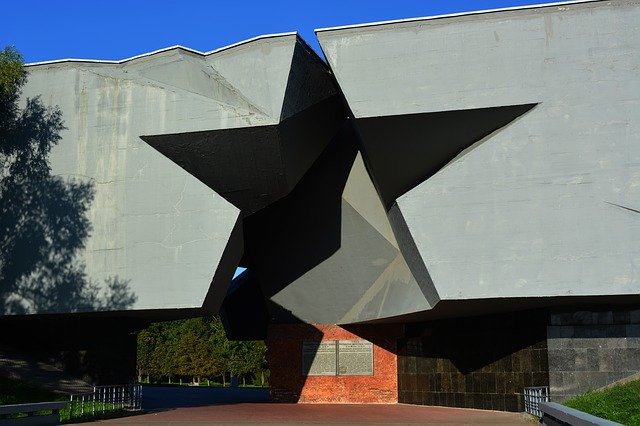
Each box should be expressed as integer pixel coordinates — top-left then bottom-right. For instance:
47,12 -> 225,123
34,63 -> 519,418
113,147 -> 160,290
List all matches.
68,384 -> 142,419
523,386 -> 549,417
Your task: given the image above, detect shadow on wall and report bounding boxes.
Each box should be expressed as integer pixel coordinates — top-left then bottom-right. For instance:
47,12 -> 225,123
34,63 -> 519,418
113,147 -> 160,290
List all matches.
242,120 -> 356,308
265,322 -> 326,403
402,311 -> 548,374
0,51 -> 136,315
397,311 -> 550,412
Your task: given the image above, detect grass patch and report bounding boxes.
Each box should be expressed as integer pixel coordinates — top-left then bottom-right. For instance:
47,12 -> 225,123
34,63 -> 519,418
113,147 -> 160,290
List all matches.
60,401 -> 123,423
0,377 -> 129,423
0,376 -> 66,405
564,379 -> 640,425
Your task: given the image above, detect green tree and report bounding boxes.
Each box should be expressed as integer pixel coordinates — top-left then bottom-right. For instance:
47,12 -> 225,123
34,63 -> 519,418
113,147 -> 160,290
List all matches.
246,340 -> 268,386
153,322 -> 178,383
210,317 -> 232,386
0,47 -> 26,125
226,339 -> 268,386
136,328 -> 155,383
174,318 -> 209,384
135,316 -> 268,387
192,318 -> 219,385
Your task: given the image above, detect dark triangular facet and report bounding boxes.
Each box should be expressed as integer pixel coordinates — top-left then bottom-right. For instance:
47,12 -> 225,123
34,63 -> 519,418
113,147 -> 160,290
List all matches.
219,268 -> 269,340
141,126 -> 286,214
355,103 -> 537,209
140,96 -> 346,216
279,37 -> 336,122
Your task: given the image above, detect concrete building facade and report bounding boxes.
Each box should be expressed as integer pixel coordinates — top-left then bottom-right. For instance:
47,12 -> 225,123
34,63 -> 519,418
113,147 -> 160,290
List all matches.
2,0 -> 638,410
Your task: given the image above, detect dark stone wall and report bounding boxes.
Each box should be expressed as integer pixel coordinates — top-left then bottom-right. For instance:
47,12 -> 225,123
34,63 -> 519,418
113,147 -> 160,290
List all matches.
548,308 -> 640,402
397,312 -> 549,412
0,315 -> 141,385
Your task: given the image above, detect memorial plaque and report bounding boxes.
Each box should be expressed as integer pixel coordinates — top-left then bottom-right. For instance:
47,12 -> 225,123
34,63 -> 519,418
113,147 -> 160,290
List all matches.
302,341 -> 337,376
338,340 -> 373,375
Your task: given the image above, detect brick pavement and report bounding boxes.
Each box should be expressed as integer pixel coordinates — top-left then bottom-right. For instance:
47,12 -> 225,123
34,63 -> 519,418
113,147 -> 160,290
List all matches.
97,403 -> 535,425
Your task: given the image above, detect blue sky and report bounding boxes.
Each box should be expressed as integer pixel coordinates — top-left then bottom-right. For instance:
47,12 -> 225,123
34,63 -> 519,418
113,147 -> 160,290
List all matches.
4,0 -> 555,63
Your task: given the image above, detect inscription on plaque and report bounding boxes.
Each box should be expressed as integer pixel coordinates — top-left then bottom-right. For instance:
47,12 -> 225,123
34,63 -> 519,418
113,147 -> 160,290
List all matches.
337,340 -> 373,375
302,341 -> 337,376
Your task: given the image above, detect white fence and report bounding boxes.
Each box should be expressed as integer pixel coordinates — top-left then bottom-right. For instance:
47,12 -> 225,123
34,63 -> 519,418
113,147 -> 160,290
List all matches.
68,384 -> 142,419
523,386 -> 549,417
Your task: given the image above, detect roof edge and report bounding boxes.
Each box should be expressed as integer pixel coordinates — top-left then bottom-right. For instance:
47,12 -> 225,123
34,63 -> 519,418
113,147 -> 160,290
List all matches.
25,31 -> 298,67
207,31 -> 297,56
315,0 -> 603,33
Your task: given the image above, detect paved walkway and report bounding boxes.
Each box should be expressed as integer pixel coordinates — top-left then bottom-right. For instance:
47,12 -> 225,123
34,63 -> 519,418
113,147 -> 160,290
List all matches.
141,385 -> 270,409
0,345 -> 92,394
97,403 -> 535,425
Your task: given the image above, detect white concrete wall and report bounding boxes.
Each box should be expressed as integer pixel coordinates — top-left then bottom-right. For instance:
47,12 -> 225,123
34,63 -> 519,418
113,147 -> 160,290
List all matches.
318,1 -> 640,301
18,37 -> 302,312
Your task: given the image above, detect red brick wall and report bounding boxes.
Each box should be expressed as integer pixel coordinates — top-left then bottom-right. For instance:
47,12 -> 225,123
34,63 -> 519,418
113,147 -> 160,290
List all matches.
266,323 -> 402,403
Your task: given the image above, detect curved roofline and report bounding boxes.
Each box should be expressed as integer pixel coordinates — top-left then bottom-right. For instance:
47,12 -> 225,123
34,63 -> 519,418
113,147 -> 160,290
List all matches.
315,0 -> 602,33
25,31 -> 298,67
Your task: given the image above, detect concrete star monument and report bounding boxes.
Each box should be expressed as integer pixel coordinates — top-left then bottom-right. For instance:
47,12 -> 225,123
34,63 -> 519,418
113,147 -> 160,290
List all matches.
4,0 -> 639,411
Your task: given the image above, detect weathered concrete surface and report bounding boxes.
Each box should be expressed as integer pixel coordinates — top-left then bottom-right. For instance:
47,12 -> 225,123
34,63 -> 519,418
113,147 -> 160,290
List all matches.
17,33 -> 335,315
12,1 -> 639,328
318,1 -> 640,305
141,38 -> 342,216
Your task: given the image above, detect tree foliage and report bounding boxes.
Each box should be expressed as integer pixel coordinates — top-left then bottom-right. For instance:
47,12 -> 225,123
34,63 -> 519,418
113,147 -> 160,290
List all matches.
136,317 -> 268,386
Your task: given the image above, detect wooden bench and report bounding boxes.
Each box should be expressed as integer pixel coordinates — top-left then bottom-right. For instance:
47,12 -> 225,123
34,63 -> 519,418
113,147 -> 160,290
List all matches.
0,401 -> 67,426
